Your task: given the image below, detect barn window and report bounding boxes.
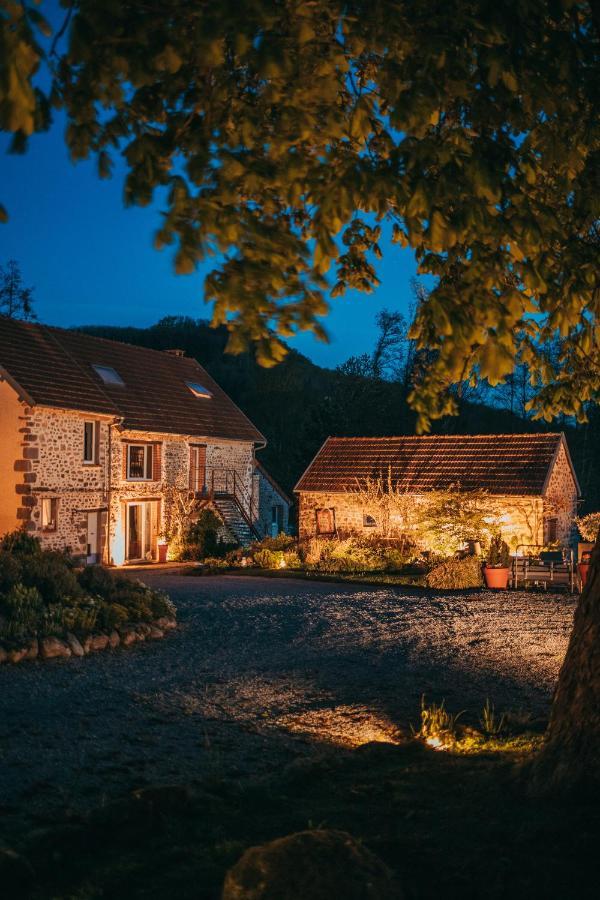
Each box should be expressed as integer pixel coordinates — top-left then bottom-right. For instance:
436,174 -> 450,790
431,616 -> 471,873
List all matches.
316,507 -> 335,535
363,514 -> 377,528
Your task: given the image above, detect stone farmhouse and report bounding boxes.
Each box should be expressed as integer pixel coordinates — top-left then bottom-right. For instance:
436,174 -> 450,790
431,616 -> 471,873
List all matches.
295,434 -> 580,553
0,316 -> 290,564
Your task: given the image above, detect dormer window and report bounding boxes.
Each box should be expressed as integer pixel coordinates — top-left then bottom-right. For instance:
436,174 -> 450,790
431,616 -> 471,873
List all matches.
186,381 -> 212,399
93,364 -> 125,386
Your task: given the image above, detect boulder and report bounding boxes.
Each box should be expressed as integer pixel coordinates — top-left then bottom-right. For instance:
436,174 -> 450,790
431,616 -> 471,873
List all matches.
83,633 -> 109,653
156,616 -> 177,631
222,829 -> 399,900
7,647 -> 29,664
147,625 -> 164,640
65,632 -> 85,657
136,623 -> 152,638
25,638 -> 39,660
119,626 -> 138,646
0,645 -> 7,664
39,637 -> 72,660
108,630 -> 120,648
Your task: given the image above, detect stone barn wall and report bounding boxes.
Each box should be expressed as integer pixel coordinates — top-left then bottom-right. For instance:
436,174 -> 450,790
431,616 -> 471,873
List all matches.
543,440 -> 579,544
297,490 -> 547,553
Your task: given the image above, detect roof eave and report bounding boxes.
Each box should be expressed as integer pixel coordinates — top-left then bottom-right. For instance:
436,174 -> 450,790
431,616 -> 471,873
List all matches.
293,436 -> 334,493
0,367 -> 36,407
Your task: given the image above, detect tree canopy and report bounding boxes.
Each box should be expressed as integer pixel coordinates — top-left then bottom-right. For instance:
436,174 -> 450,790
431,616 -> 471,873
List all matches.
1,0 -> 599,428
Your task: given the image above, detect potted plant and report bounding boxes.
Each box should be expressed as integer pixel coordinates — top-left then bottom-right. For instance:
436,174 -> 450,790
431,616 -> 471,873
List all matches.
483,535 -> 511,589
157,532 -> 170,564
575,513 -> 600,589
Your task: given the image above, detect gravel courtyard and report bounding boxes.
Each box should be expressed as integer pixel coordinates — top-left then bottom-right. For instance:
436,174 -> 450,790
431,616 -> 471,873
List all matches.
0,574 -> 576,838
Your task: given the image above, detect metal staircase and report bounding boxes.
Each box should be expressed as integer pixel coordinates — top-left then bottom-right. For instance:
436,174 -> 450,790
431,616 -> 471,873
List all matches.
212,497 -> 256,547
195,466 -> 261,547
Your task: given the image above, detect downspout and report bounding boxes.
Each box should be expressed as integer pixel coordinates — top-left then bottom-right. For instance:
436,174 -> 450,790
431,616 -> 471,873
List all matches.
252,439 -> 266,528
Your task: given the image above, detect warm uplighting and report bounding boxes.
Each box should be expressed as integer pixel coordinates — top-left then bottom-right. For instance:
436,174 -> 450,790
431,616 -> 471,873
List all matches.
425,735 -> 448,751
278,557 -> 287,568
274,704 -> 402,748
111,514 -> 126,566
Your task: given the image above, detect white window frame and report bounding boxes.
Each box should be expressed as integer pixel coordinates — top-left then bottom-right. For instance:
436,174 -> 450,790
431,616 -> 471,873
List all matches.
126,444 -> 153,481
83,421 -> 98,464
41,497 -> 58,531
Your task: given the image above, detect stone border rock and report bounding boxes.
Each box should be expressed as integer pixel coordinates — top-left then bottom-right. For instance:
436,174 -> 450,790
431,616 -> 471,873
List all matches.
0,617 -> 177,665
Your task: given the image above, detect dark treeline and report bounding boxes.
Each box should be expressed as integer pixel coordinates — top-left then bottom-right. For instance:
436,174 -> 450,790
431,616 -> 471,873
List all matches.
77,316 -> 600,514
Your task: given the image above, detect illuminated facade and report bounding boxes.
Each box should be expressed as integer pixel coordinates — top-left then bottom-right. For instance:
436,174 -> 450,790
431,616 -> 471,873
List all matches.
0,317 -> 289,563
295,434 -> 580,553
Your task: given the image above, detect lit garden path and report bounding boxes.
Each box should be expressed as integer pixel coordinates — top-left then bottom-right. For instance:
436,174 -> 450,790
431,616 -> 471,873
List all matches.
0,574 -> 575,838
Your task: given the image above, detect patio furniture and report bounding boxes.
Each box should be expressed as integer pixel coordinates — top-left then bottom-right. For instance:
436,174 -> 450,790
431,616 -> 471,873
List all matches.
511,545 -> 576,593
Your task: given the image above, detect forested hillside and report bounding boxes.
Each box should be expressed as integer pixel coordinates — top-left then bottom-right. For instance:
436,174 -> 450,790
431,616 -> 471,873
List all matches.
77,317 -> 600,512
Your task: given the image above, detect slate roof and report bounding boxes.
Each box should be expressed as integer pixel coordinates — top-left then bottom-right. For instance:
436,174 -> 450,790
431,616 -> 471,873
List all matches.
295,434 -> 573,496
0,316 -> 265,443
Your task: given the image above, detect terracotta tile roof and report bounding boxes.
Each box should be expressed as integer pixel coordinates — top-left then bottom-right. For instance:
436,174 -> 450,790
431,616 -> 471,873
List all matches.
0,316 -> 265,443
295,434 -> 567,496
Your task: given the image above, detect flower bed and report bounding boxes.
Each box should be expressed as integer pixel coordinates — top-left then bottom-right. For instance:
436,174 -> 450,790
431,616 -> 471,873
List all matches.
0,531 -> 176,665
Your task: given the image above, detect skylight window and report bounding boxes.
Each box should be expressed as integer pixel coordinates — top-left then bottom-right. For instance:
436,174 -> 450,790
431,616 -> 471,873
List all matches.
92,364 -> 125,386
186,381 -> 212,399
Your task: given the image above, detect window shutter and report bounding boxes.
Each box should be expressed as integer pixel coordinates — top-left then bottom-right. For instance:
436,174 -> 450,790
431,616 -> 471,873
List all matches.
122,444 -> 128,480
189,446 -> 195,491
94,421 -> 101,464
153,443 -> 162,481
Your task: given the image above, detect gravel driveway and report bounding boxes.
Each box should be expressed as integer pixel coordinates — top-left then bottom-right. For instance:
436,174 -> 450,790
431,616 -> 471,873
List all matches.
0,574 -> 576,838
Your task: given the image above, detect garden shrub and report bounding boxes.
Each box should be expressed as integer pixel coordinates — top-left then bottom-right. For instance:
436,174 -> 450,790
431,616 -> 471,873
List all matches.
0,530 -> 176,645
20,550 -> 84,604
306,537 -> 416,574
424,555 -> 484,590
253,548 -> 283,569
0,550 -> 21,593
181,510 -> 223,560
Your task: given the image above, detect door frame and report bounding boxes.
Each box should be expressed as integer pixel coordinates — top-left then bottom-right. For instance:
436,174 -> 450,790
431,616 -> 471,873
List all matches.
125,499 -> 159,563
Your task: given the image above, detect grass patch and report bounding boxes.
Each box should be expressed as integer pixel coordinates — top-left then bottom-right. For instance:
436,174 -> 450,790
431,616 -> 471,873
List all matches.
11,728 -> 600,900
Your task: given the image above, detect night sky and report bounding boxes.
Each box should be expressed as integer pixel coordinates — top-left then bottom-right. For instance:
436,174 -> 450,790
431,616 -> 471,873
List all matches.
1,6 -> 421,369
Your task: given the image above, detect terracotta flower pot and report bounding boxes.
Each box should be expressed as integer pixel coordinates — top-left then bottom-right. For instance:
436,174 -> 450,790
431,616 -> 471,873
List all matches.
158,541 -> 169,563
484,566 -> 510,589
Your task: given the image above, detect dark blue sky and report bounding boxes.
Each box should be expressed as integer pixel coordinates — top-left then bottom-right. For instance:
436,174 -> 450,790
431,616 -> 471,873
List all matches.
0,12 -> 422,369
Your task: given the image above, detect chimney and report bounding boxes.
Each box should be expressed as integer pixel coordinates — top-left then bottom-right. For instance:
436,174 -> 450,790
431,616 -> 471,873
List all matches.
164,349 -> 185,358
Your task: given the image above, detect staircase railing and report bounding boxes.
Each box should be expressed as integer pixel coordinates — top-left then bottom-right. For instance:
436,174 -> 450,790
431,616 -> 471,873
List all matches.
201,466 -> 261,539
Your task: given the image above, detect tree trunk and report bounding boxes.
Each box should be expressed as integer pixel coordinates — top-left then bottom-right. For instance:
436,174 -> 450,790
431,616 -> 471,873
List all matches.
529,535 -> 600,793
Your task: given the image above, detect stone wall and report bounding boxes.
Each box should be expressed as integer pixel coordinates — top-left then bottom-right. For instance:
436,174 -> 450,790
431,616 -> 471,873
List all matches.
298,491 -> 547,553
0,401 -> 257,563
256,467 -> 291,538
544,440 -> 579,543
297,437 -> 580,554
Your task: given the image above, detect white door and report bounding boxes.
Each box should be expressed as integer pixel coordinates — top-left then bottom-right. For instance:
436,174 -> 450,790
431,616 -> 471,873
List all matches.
87,512 -> 99,564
